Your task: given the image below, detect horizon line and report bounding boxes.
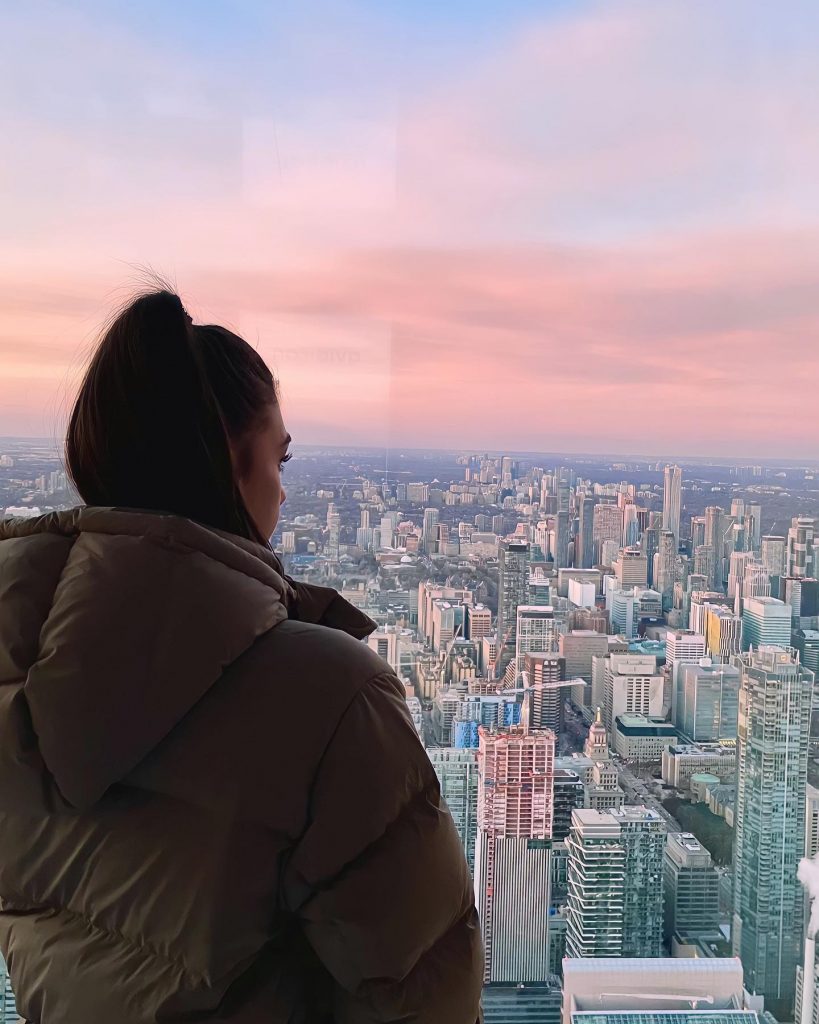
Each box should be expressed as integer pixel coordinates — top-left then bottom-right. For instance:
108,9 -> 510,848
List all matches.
1,436 -> 818,468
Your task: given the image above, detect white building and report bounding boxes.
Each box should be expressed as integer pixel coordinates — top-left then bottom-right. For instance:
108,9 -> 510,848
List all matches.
565,809 -> 625,959
742,596 -> 792,650
568,578 -> 596,609
603,653 -> 664,732
665,630 -> 707,722
562,956 -> 746,1024
614,714 -> 678,761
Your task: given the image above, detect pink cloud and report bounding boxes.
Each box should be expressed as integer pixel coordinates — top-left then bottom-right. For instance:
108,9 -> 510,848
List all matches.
1,0 -> 819,457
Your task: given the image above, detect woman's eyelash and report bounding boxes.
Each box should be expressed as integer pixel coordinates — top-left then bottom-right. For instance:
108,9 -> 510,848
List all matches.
279,452 -> 292,468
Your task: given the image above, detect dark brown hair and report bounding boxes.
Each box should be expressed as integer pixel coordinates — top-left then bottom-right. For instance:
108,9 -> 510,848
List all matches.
65,289 -> 277,546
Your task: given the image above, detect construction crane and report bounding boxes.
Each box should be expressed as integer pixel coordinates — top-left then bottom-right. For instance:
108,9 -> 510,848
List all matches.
493,672 -> 587,697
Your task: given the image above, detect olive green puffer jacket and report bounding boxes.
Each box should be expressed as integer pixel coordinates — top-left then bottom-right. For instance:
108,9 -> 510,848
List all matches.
0,507 -> 483,1023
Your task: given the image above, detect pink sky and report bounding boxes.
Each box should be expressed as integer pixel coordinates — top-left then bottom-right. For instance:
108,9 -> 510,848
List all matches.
2,0 -> 818,457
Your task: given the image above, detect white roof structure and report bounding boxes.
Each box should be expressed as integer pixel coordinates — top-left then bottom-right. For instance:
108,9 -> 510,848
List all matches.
562,958 -> 745,1024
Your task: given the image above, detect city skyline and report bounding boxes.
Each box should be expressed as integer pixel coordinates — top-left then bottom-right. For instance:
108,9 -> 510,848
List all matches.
1,435 -> 819,468
3,0 -> 819,455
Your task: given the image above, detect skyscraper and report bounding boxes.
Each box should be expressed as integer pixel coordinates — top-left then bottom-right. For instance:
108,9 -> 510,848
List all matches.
515,606 -> 558,678
524,652 -> 565,733
603,653 -> 664,732
422,507 -> 440,554
746,503 -> 763,551
553,768 -> 586,841
554,510 -> 570,569
475,726 -> 556,983
704,506 -> 726,590
787,516 -> 816,579
665,629 -> 707,722
737,560 -> 771,616
0,959 -> 15,1024
741,596 -> 791,650
566,809 -> 625,958
593,504 -> 623,565
615,806 -> 666,958
578,497 -> 596,570
643,525 -> 660,588
428,748 -> 479,872
613,547 -> 648,589
497,540 -> 531,673
622,504 -> 639,548
703,606 -> 743,663
732,646 -> 814,1019
663,465 -> 682,547
678,662 -> 740,741
663,832 -> 720,945
565,806 -> 665,959
760,535 -> 787,578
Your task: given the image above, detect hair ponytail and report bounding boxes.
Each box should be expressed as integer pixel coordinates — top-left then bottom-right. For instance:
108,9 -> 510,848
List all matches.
66,289 -> 277,545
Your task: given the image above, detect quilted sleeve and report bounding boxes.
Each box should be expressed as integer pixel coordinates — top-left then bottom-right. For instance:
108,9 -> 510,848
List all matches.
282,671 -> 483,1023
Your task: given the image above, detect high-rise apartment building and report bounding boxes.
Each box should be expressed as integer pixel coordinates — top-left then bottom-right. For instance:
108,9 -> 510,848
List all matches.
622,504 -> 640,548
428,748 -> 479,872
747,503 -> 763,551
732,646 -> 814,1019
741,596 -> 791,650
787,516 -> 816,579
663,465 -> 682,547
566,809 -> 625,959
475,726 -> 556,983
0,959 -> 15,1024
565,806 -> 665,959
553,768 -> 586,842
497,541 -> 531,670
422,507 -> 440,554
554,510 -> 570,569
663,832 -> 720,944
704,506 -> 726,589
653,530 -> 677,611
643,525 -> 660,588
524,652 -> 565,733
616,806 -> 666,958
578,497 -> 596,570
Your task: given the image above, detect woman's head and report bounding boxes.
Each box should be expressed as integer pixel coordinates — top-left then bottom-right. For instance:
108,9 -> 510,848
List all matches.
65,289 -> 289,545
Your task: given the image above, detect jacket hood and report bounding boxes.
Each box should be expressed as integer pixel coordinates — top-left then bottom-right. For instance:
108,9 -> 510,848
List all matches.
0,506 -> 376,810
